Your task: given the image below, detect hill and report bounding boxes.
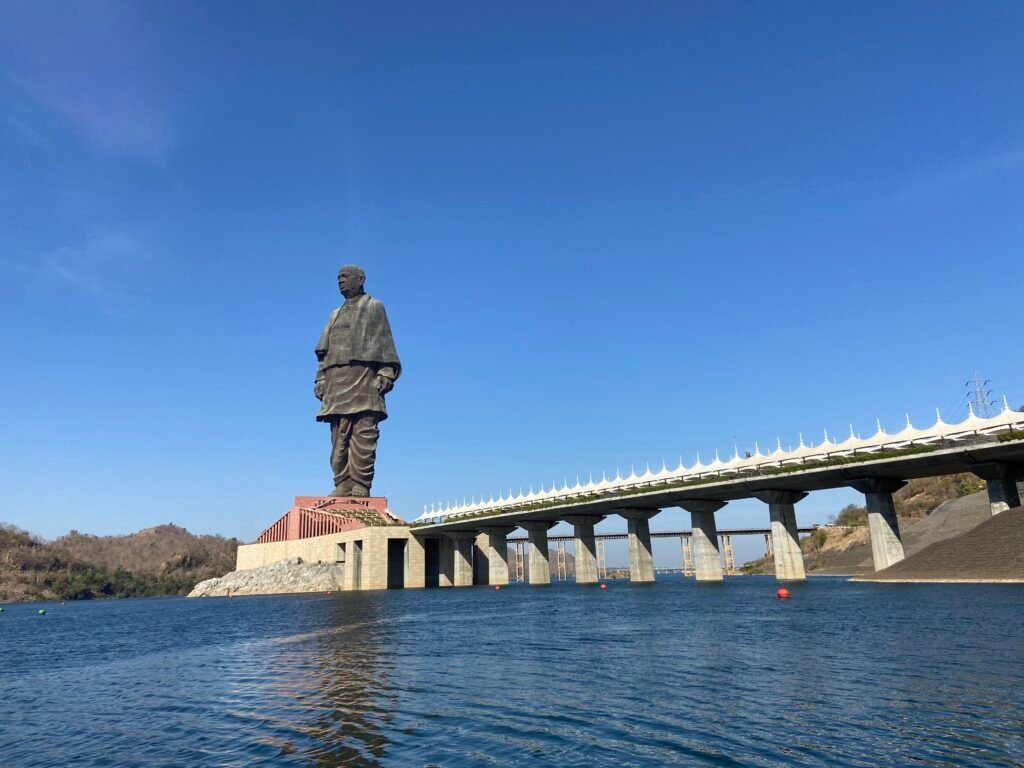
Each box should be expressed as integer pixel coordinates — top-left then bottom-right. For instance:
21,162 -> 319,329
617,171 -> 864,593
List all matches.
0,523 -> 240,603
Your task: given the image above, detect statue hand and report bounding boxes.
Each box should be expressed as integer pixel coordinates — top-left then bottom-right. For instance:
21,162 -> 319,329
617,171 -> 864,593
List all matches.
314,380 -> 325,401
375,375 -> 394,397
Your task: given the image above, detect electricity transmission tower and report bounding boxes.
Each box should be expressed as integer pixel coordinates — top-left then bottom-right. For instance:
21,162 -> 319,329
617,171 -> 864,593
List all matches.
967,371 -> 996,418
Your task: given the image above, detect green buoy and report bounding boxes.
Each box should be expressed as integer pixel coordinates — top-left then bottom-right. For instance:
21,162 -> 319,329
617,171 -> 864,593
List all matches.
38,609 -> 45,615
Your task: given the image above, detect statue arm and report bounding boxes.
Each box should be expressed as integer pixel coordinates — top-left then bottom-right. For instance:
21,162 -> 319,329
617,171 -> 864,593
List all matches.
375,365 -> 396,396
314,365 -> 326,400
313,310 -> 336,401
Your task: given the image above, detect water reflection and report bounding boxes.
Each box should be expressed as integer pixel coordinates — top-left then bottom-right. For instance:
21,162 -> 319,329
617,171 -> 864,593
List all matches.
254,594 -> 395,766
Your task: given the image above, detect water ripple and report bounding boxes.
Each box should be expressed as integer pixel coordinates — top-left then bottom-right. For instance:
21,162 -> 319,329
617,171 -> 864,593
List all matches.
1,578 -> 1023,766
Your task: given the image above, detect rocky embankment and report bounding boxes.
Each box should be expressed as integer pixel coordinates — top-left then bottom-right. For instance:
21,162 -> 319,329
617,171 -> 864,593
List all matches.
743,489 -> 993,576
810,491 -> 993,575
859,506 -> 1024,582
188,557 -> 343,597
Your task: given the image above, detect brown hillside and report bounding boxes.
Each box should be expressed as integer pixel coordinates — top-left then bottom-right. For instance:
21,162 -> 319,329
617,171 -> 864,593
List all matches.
51,524 -> 239,576
894,474 -> 984,518
0,522 -> 240,603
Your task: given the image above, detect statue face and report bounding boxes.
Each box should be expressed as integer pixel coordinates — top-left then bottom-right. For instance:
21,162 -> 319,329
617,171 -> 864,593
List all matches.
337,266 -> 365,298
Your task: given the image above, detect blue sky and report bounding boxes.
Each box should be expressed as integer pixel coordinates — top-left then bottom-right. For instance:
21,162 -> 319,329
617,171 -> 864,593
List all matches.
2,2 -> 1023,565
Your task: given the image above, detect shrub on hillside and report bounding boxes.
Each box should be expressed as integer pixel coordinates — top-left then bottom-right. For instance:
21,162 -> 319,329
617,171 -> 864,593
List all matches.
830,503 -> 867,527
895,474 -> 984,518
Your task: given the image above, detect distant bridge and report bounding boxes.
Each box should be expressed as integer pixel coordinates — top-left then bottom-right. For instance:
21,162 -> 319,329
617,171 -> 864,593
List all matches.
412,404 -> 1024,585
503,526 -> 813,581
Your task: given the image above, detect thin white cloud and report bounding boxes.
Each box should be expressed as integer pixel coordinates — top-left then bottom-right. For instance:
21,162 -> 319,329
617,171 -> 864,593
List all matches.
892,148 -> 1024,203
7,73 -> 177,165
0,3 -> 179,165
39,233 -> 143,312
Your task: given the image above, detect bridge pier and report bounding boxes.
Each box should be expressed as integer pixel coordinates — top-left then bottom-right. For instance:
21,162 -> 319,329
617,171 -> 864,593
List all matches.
753,490 -> 807,581
970,462 -> 1024,515
679,500 -> 726,582
620,509 -> 659,583
563,515 -> 604,584
438,536 -> 455,588
446,531 -> 476,587
473,533 -> 489,585
479,526 -> 516,585
851,478 -> 907,571
521,521 -> 555,585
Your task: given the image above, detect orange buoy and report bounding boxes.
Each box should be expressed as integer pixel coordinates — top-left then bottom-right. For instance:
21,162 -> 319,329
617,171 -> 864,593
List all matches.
776,588 -> 790,599
495,585 -> 501,591
600,583 -> 608,590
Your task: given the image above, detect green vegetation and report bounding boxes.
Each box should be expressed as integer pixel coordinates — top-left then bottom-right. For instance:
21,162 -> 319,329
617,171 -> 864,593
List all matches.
830,503 -> 867,527
802,527 -> 830,552
997,430 -> 1024,443
895,473 -> 984,519
0,523 -> 239,603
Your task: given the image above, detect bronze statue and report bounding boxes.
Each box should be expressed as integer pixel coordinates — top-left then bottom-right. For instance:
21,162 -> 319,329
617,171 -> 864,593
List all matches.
314,265 -> 401,497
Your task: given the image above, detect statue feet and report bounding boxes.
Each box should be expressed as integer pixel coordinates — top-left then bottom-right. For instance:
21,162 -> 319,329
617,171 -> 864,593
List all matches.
329,480 -> 370,497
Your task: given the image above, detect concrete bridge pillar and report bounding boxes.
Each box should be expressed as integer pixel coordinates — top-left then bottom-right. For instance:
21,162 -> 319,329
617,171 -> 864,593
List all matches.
473,533 -> 489,585
446,531 -> 476,587
479,526 -> 516,585
970,462 -> 1024,515
438,536 -> 454,588
520,521 -> 555,585
851,478 -> 907,571
619,509 -> 659,583
753,490 -> 807,581
563,515 -> 604,584
678,500 -> 727,582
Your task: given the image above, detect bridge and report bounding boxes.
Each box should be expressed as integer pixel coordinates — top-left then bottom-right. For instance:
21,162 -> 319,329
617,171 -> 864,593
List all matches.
411,403 -> 1024,585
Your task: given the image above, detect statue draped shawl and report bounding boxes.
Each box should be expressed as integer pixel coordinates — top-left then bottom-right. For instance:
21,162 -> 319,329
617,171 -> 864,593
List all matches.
315,294 -> 402,378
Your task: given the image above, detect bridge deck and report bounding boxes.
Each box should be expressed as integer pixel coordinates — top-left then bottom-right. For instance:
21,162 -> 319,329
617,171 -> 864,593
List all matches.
415,437 -> 1024,533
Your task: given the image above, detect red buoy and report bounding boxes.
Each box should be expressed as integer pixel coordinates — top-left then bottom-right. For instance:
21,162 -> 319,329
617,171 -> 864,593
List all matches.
776,587 -> 790,599
495,585 -> 501,591
600,583 -> 608,590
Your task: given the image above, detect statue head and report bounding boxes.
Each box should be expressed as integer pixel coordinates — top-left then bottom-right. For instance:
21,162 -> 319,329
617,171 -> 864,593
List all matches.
337,265 -> 366,299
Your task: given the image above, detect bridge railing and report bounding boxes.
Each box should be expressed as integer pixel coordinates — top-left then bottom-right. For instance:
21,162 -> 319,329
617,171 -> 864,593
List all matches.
415,403 -> 1024,524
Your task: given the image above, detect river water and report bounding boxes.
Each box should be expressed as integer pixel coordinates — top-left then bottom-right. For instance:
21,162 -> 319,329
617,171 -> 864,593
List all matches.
1,576 -> 1022,767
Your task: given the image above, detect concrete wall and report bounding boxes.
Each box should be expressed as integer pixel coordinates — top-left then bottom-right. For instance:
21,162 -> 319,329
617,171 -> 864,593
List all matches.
236,526 -> 424,592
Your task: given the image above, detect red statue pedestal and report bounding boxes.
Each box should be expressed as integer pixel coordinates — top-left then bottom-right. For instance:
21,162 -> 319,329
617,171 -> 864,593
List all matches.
255,496 -> 406,544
